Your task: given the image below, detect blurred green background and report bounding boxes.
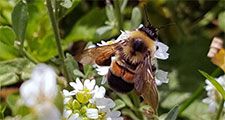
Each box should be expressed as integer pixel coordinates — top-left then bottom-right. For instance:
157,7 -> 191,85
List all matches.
0,0 -> 225,120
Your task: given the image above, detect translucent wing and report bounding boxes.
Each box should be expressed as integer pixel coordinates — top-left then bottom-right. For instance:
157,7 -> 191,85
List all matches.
74,43 -> 120,66
134,56 -> 158,114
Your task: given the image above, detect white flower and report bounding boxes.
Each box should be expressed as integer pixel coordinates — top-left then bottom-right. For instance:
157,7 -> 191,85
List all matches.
106,111 -> 123,120
86,108 -> 99,119
63,78 -> 123,119
91,86 -> 106,101
155,70 -> 169,86
95,98 -> 115,110
116,30 -> 130,41
203,75 -> 225,112
36,102 -> 60,120
95,65 -> 110,76
155,41 -> 169,60
63,90 -> 74,104
64,110 -> 81,120
19,64 -> 60,120
69,78 -> 96,94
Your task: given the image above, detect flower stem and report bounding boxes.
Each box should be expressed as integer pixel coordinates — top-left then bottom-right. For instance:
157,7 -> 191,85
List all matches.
46,0 -> 70,81
215,100 -> 224,120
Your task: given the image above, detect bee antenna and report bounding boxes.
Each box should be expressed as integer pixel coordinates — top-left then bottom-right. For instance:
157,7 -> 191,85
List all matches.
143,5 -> 152,27
158,23 -> 176,30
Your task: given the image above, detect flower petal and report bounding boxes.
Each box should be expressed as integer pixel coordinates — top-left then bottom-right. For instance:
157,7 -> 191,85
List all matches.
36,102 -> 61,120
155,41 -> 169,60
155,70 -> 169,86
70,78 -> 83,90
96,98 -> 115,109
86,108 -> 99,119
84,79 -> 96,91
116,31 -> 130,41
95,65 -> 110,76
31,64 -> 57,100
20,80 -> 39,106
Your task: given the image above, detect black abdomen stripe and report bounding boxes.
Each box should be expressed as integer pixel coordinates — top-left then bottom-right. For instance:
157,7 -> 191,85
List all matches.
107,70 -> 134,93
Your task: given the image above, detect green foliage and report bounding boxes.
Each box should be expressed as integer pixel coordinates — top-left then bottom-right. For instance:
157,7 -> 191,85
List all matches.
130,7 -> 142,29
64,8 -> 107,44
165,105 -> 179,120
12,1 -> 28,42
0,58 -> 35,87
0,26 -> 19,60
218,11 -> 225,32
199,70 -> 225,100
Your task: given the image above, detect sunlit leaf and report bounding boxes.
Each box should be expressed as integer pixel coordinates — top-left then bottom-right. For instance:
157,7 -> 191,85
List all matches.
165,105 -> 179,120
199,70 -> 225,100
12,1 -> 28,41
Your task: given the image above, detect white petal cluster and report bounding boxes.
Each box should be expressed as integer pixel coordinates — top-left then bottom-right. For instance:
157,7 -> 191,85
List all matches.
155,41 -> 169,60
155,70 -> 169,86
63,78 -> 123,120
20,64 -> 60,120
203,75 -> 225,112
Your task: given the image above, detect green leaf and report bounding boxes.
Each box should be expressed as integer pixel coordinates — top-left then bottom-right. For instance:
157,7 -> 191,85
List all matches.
65,54 -> 79,81
113,99 -> 126,111
218,11 -> 225,32
0,104 -> 6,119
0,58 -> 35,87
122,108 -> 140,120
165,105 -> 179,120
6,95 -> 29,116
12,1 -> 28,42
64,8 -> 106,44
96,25 -> 113,39
0,26 -> 16,45
73,69 -> 85,78
58,0 -> 80,18
30,34 -> 57,62
120,0 -> 128,13
0,26 -> 19,60
117,93 -> 134,109
199,70 -> 225,100
130,7 -> 142,29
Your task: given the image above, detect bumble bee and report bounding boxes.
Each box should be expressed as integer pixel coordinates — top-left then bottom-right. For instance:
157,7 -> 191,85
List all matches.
75,25 -> 159,113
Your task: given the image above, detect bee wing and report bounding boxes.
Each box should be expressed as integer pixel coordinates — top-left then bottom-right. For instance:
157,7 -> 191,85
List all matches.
134,56 -> 158,113
74,43 -> 120,66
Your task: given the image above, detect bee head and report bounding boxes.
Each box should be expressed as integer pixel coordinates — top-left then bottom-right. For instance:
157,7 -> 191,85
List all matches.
132,38 -> 147,53
138,25 -> 158,41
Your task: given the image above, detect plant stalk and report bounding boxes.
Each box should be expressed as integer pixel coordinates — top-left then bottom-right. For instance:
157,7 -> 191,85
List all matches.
46,0 -> 70,81
215,100 -> 224,120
